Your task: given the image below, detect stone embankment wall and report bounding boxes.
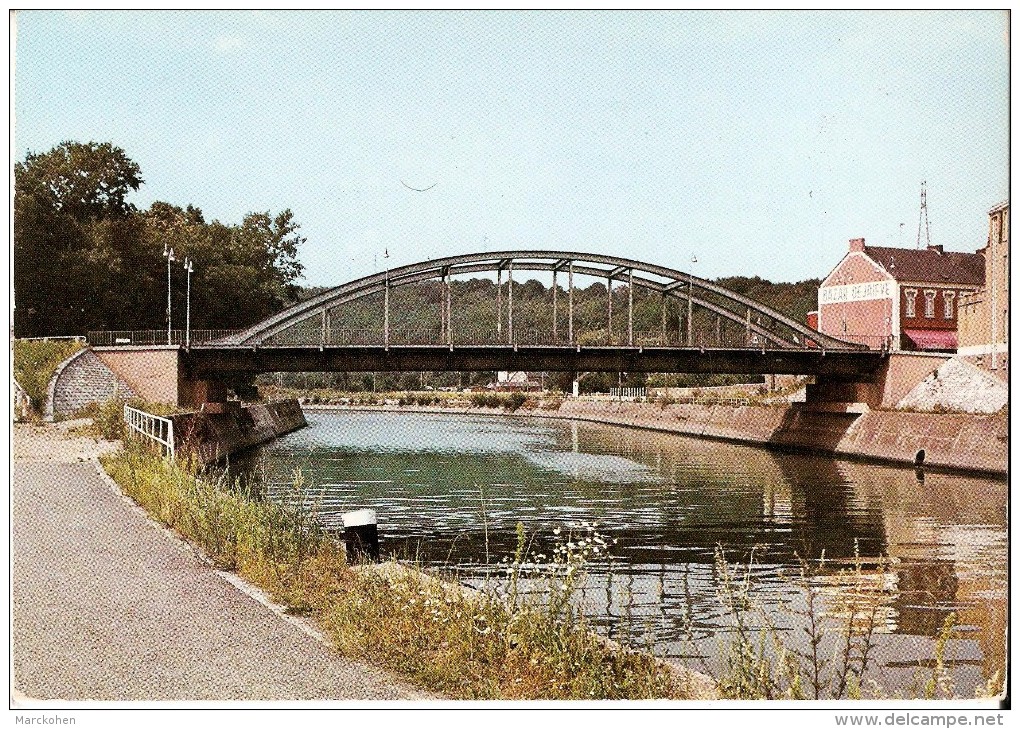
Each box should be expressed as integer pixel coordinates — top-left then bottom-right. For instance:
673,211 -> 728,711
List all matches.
314,399 -> 1006,477
535,400 -> 1006,475
172,400 -> 307,464
47,348 -> 137,420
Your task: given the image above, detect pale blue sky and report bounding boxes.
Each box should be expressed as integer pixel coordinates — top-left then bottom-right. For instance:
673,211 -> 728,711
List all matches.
13,10 -> 1009,287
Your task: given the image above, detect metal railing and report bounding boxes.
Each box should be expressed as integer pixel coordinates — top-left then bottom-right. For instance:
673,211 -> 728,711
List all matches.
88,330 -> 241,346
124,405 -> 175,459
609,387 -> 647,398
672,395 -> 751,407
261,325 -> 818,349
86,325 -> 880,351
16,335 -> 87,343
821,333 -> 892,350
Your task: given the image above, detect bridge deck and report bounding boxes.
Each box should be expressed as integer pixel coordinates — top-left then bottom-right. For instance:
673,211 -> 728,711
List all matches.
183,344 -> 887,379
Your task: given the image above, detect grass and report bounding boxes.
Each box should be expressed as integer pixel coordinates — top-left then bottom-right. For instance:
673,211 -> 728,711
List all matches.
73,398 -> 185,441
12,338 -> 84,415
696,547 -> 1002,701
100,442 -> 691,700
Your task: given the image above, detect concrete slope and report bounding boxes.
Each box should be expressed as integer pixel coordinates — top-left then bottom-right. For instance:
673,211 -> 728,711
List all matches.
11,426 -> 431,701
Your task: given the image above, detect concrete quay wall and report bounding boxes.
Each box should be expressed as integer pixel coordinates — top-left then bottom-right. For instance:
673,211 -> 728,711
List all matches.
313,399 -> 1006,477
172,399 -> 307,464
537,401 -> 1006,475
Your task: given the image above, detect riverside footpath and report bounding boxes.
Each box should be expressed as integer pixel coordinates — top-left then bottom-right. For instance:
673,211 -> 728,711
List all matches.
11,422 -> 429,702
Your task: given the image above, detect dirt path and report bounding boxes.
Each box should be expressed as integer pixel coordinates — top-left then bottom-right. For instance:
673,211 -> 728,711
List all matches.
11,424 -> 431,701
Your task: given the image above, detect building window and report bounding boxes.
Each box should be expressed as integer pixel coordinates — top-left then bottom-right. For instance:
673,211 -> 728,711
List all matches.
943,291 -> 955,319
904,289 -> 917,318
924,290 -> 936,318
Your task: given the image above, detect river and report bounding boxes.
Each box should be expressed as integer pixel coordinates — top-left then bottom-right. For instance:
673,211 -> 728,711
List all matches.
231,409 -> 1006,697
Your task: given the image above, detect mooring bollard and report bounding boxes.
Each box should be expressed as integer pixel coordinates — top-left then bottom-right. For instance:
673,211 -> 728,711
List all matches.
342,508 -> 379,563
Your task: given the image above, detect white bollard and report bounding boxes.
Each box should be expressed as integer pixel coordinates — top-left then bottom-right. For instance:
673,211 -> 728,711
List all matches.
342,508 -> 379,563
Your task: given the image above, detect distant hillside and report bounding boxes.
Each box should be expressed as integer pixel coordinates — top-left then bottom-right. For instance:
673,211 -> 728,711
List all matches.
713,276 -> 820,325
294,275 -> 819,328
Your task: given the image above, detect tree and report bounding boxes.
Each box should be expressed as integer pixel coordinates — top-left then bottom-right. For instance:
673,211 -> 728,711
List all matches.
142,204 -> 306,330
16,141 -> 142,221
14,141 -> 306,337
14,141 -> 144,335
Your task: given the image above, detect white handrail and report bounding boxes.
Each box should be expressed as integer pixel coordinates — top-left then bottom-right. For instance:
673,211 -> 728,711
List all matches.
123,405 -> 175,459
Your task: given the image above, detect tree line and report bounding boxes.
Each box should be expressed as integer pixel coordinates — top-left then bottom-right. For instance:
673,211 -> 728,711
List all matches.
14,141 -> 305,337
14,141 -> 820,352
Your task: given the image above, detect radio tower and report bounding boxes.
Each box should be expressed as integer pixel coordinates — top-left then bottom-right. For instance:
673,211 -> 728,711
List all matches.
916,181 -> 931,249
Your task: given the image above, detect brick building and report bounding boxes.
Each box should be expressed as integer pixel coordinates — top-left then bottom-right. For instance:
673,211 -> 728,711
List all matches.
958,201 -> 1009,374
813,238 -> 984,352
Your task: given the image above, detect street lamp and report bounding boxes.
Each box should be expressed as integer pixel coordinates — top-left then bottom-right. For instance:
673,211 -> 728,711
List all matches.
183,257 -> 195,348
688,254 -> 697,346
163,243 -> 176,345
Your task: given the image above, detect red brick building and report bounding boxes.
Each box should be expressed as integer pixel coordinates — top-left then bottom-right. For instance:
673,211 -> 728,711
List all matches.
813,238 -> 984,352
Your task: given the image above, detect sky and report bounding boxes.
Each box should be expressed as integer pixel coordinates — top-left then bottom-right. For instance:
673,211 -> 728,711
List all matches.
12,10 -> 1010,288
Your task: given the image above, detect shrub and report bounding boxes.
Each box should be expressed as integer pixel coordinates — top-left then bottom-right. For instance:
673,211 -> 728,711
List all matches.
94,399 -> 127,440
13,339 -> 83,413
470,393 -> 502,409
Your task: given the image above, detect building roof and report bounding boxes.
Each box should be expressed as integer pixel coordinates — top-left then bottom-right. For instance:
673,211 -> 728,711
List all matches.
863,245 -> 985,286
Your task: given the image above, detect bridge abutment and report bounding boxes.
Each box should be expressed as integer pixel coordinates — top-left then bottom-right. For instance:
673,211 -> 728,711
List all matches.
805,352 -> 950,410
94,346 -> 237,409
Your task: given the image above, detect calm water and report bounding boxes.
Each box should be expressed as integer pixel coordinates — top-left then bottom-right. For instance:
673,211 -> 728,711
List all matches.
232,410 -> 1006,695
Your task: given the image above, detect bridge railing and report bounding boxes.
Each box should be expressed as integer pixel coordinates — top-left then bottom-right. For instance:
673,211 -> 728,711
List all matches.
88,330 -> 242,346
259,325 -> 813,348
87,325 -> 868,350
123,405 -> 175,459
816,333 -> 891,350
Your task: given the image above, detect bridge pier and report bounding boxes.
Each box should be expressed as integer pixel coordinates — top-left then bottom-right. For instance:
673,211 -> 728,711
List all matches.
179,377 -> 230,410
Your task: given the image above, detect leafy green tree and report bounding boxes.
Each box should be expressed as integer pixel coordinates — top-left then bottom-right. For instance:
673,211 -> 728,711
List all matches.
14,141 -> 144,335
16,141 -> 143,220
14,141 -> 306,337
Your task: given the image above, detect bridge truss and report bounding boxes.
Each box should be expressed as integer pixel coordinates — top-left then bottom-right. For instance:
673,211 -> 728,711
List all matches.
218,251 -> 861,353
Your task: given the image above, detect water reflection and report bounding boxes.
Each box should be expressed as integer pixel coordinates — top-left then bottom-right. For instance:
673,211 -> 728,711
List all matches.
232,411 -> 1005,694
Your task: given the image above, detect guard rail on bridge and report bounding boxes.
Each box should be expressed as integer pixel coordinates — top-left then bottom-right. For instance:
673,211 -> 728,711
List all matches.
202,326 -> 825,349
124,405 -> 175,459
89,326 -> 890,351
89,330 -> 241,347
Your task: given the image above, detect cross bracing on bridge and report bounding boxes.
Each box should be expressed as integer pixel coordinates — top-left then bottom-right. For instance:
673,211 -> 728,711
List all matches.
214,251 -> 865,352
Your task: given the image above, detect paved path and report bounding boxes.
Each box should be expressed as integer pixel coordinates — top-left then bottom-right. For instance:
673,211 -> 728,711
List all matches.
12,424 -> 431,701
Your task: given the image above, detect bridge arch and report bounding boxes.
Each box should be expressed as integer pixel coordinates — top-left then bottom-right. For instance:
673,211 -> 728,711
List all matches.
221,250 -> 861,351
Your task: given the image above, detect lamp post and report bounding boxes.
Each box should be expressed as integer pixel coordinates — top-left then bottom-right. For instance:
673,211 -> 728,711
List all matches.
163,243 -> 176,345
687,254 -> 697,346
183,257 -> 194,348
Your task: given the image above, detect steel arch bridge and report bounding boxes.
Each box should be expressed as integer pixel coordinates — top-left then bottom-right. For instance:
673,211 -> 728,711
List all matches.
218,250 -> 861,352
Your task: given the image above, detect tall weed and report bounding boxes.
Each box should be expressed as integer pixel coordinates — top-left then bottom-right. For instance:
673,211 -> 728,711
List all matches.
101,446 -> 690,699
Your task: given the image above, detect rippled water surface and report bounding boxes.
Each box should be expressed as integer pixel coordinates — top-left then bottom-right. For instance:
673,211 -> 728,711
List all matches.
233,410 -> 1006,695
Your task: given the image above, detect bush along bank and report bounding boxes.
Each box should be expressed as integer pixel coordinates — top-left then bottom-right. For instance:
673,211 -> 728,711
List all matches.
100,444 -> 701,700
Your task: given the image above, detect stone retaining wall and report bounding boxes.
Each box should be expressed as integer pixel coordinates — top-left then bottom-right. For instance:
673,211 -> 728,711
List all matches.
172,399 -> 307,464
47,349 -> 137,421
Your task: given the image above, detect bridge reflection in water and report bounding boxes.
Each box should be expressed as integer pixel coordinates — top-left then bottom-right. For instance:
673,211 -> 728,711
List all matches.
233,412 -> 1005,695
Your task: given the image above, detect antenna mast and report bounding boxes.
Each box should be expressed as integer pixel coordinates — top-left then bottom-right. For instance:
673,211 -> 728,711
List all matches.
916,181 -> 931,249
